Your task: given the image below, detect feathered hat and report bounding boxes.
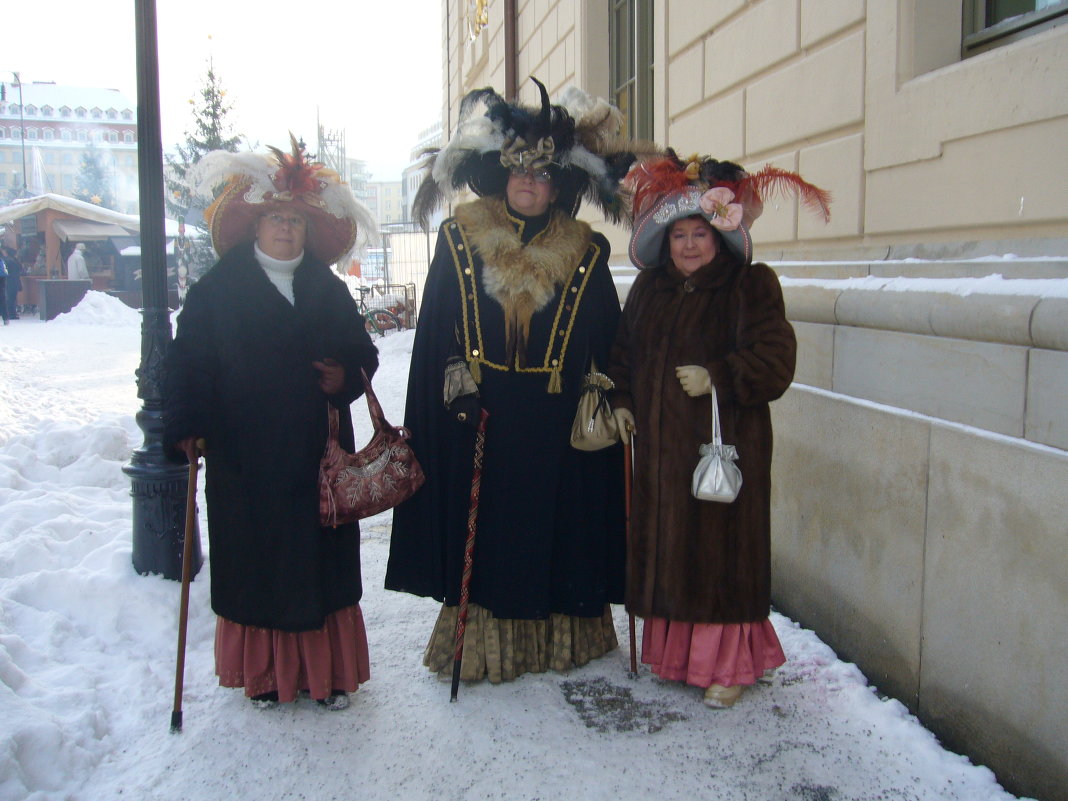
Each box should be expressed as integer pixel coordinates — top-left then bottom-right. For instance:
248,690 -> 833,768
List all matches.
187,134 -> 378,266
411,77 -> 642,228
626,151 -> 831,268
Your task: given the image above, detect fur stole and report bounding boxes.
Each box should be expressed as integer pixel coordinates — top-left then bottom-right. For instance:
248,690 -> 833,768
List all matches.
454,196 -> 591,364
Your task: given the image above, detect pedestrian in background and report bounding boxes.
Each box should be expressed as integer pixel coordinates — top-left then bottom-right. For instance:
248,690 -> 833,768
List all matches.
67,243 -> 89,280
2,246 -> 23,320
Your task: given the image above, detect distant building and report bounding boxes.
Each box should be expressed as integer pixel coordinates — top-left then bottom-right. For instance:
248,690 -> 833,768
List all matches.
0,81 -> 138,213
365,180 -> 405,225
402,121 -> 443,226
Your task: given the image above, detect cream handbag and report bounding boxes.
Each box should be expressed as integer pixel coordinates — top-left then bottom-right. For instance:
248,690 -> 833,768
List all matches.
691,385 -> 742,503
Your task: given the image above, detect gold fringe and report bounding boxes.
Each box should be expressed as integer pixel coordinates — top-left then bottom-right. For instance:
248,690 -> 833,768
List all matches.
468,358 -> 482,384
424,603 -> 618,683
548,366 -> 562,394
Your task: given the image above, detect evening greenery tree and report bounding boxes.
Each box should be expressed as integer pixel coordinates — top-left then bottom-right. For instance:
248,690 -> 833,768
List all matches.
74,141 -> 116,209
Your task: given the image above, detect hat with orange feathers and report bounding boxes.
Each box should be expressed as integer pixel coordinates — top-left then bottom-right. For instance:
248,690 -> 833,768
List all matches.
626,151 -> 831,268
188,134 -> 377,266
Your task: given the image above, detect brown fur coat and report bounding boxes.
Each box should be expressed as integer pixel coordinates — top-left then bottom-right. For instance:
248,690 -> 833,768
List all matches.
607,252 -> 796,623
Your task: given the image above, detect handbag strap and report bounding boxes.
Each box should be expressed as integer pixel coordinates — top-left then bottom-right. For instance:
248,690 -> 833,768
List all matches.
325,368 -> 389,445
360,367 -> 390,433
709,385 -> 724,450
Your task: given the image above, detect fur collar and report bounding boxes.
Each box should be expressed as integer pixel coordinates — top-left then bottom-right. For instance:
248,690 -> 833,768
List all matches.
454,197 -> 591,364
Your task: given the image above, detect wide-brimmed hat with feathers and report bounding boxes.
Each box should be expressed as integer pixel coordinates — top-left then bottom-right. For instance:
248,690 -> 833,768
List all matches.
187,134 -> 377,266
626,151 -> 831,268
412,78 -> 646,228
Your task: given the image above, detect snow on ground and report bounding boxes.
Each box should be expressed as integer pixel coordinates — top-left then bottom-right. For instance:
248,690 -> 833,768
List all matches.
0,292 -> 1034,801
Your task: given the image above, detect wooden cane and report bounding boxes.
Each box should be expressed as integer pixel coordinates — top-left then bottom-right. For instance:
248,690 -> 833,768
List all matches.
624,426 -> 638,676
451,410 -> 489,702
171,439 -> 204,733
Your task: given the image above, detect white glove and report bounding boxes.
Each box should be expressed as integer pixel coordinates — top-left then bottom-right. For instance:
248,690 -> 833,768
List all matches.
676,365 -> 712,397
613,408 -> 635,445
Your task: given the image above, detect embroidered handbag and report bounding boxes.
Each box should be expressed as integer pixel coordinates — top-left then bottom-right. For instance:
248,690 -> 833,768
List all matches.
319,368 -> 425,526
570,359 -> 620,451
691,385 -> 742,503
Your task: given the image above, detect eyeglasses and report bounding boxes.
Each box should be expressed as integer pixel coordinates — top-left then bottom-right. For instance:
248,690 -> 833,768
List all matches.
262,213 -> 307,228
509,166 -> 553,184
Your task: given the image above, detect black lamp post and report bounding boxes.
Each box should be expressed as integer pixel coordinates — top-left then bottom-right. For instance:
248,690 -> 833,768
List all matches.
123,0 -> 202,581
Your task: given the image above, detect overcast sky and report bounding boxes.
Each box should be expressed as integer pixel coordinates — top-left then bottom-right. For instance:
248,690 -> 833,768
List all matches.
3,0 -> 443,181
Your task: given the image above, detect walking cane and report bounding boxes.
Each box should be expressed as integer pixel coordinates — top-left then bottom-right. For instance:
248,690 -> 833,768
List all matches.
451,409 -> 490,702
171,439 -> 204,733
623,425 -> 638,676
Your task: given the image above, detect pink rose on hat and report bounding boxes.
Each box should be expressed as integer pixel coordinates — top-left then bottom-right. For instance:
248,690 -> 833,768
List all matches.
698,187 -> 743,231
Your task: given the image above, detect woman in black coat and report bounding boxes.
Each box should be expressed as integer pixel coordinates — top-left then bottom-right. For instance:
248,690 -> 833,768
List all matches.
164,138 -> 379,710
386,80 -> 633,684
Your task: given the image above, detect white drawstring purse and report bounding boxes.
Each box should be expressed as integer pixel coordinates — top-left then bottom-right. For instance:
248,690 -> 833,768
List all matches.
691,385 -> 742,503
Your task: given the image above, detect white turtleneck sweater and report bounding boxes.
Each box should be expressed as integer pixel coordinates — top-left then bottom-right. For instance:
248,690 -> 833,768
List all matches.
254,243 -> 303,305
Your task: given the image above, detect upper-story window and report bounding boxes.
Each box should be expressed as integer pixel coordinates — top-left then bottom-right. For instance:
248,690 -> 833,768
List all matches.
963,0 -> 1068,54
610,0 -> 654,140
121,109 -> 133,120
43,128 -> 55,140
25,104 -> 37,116
27,128 -> 38,140
61,129 -> 73,141
60,106 -> 72,117
11,127 -> 22,139
107,131 -> 118,143
106,109 -> 117,120
77,129 -> 88,142
91,107 -> 103,119
75,107 -> 87,118
9,104 -> 20,114
123,131 -> 134,144
41,105 -> 53,116
0,127 -> 5,139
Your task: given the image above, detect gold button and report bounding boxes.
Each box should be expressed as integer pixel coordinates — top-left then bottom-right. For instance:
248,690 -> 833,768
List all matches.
457,244 -> 465,251
578,266 -> 586,273
464,268 -> 472,275
570,286 -> 578,293
457,412 -> 467,422
558,329 -> 565,335
472,349 -> 480,356
551,358 -> 559,366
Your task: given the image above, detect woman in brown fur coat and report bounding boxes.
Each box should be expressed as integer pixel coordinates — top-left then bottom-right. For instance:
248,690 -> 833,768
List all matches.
608,153 -> 828,708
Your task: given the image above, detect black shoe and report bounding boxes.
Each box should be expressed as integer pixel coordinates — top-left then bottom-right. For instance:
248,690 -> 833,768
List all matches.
250,691 -> 279,708
316,691 -> 350,711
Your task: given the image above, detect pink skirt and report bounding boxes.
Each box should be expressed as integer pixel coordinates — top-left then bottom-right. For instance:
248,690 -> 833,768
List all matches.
215,604 -> 370,703
642,616 -> 785,689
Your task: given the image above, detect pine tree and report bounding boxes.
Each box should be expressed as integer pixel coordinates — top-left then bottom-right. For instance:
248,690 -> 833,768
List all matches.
166,60 -> 243,282
74,141 -> 116,209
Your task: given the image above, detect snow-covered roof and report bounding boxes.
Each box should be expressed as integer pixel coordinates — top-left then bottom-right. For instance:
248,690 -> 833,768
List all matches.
0,82 -> 135,119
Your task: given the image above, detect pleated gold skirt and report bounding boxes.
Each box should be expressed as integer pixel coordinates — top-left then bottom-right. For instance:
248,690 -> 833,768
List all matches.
423,603 -> 618,683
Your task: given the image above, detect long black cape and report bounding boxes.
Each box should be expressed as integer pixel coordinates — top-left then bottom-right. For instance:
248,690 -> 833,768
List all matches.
386,209 -> 625,619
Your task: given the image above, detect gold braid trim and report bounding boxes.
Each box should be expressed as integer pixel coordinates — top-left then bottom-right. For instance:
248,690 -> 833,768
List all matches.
454,197 -> 591,365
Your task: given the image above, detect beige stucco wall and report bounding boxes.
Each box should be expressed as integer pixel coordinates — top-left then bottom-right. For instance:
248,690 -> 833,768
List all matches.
441,5 -> 1068,798
445,1 -> 1068,259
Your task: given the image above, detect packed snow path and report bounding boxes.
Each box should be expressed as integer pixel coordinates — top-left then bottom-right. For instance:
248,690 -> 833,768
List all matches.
0,294 -> 1031,801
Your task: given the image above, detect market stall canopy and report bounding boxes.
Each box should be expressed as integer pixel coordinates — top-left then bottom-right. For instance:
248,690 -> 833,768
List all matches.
52,219 -> 134,241
0,193 -> 140,228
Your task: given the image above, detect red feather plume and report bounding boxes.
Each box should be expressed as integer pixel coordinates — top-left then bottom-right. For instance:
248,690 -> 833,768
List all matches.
266,133 -> 324,196
627,157 -> 691,217
740,165 -> 831,222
